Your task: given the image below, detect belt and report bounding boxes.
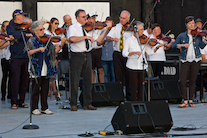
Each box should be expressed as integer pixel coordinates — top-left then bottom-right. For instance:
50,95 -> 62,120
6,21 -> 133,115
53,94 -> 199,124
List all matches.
71,51 -> 91,54
93,48 -> 102,51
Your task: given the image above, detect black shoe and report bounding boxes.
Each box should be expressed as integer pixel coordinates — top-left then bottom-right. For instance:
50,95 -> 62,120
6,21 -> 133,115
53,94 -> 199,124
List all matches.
1,97 -> 5,100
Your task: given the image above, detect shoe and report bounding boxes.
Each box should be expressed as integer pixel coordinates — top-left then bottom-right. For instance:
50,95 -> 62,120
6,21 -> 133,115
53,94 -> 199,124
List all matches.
1,97 -> 5,100
70,106 -> 77,111
11,104 -> 18,109
83,105 -> 97,110
189,103 -> 196,107
53,91 -> 62,96
41,109 -> 53,114
178,103 -> 188,108
32,109 -> 41,115
18,103 -> 29,108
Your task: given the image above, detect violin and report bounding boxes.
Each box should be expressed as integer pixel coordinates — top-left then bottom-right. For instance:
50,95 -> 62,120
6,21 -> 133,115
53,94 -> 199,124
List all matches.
84,21 -> 115,32
191,29 -> 207,37
40,34 -> 73,44
0,33 -> 18,42
55,28 -> 67,35
122,22 -> 134,31
40,35 -> 61,43
137,34 -> 159,46
19,22 -> 32,31
156,33 -> 172,43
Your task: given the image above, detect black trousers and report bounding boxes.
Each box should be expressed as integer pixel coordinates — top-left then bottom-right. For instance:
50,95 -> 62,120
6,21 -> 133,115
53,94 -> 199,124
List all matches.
10,58 -> 28,105
32,77 -> 49,111
1,58 -> 11,98
180,61 -> 200,100
113,51 -> 130,100
70,52 -> 92,107
149,61 -> 164,77
128,68 -> 144,101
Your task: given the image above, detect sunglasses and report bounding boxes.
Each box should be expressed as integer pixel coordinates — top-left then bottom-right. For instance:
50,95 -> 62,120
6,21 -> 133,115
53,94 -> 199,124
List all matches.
185,16 -> 194,20
79,16 -> 87,18
38,28 -> 45,31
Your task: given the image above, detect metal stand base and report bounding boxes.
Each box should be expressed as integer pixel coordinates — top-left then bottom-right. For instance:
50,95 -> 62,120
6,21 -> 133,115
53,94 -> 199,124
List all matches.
23,124 -> 39,129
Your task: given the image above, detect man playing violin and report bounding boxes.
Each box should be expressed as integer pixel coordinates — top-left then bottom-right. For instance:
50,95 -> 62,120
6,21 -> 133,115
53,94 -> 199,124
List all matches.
105,10 -> 133,101
27,21 -> 66,115
7,9 -> 33,109
68,9 -> 112,111
87,12 -> 105,83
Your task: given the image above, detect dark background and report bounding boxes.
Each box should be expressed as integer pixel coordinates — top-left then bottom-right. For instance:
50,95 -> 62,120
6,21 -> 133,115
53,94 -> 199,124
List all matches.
3,0 -> 207,53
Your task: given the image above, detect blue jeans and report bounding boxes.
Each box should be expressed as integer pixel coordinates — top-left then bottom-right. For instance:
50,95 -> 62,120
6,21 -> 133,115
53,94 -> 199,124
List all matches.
102,60 -> 115,83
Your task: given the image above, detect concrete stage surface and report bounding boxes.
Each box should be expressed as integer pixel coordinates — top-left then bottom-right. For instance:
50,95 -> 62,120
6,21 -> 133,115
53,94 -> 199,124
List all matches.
0,91 -> 207,138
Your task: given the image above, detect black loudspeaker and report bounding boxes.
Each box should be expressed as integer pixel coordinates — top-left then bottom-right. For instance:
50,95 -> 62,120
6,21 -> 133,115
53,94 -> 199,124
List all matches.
146,80 -> 182,103
91,82 -> 124,106
111,101 -> 173,134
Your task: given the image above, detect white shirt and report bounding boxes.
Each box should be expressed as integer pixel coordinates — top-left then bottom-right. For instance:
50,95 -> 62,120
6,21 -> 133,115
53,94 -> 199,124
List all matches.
122,35 -> 154,70
68,22 -> 99,52
44,30 -> 65,53
147,35 -> 166,61
87,30 -> 101,49
107,23 -> 133,52
143,29 -> 151,37
181,34 -> 201,63
0,42 -> 11,60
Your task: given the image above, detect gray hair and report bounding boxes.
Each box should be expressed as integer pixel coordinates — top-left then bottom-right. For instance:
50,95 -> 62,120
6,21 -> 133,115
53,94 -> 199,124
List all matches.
31,21 -> 43,32
133,21 -> 144,27
63,14 -> 70,20
121,10 -> 131,19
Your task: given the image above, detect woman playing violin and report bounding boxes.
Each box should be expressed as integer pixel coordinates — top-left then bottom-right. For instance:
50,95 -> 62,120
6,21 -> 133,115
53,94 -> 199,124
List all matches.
122,21 -> 157,101
147,23 -> 175,78
27,21 -> 66,115
0,20 -> 15,101
45,17 -> 67,96
172,16 -> 207,108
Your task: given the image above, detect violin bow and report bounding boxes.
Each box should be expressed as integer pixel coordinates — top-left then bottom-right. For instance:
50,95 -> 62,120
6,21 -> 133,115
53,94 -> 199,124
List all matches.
44,27 -> 56,49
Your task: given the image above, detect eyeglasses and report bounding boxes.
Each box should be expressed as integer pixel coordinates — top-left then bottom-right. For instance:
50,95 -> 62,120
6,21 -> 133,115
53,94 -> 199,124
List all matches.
55,22 -> 59,25
79,16 -> 87,18
38,28 -> 45,31
119,17 -> 126,20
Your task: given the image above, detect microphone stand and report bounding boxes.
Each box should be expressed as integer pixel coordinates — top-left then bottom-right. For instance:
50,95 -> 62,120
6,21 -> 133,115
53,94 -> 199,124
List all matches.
20,31 -> 39,129
135,30 -> 148,101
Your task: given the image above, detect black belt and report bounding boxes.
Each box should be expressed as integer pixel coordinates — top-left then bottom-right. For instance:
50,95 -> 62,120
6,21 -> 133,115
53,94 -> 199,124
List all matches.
71,51 -> 91,54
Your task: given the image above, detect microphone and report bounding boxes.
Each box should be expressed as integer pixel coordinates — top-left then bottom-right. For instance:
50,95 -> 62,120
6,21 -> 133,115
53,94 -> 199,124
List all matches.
15,26 -> 27,30
134,25 -> 138,32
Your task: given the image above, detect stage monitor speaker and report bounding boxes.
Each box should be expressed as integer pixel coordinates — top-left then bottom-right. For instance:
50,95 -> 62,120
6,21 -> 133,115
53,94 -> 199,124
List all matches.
146,80 -> 182,103
111,101 -> 173,134
91,82 -> 124,106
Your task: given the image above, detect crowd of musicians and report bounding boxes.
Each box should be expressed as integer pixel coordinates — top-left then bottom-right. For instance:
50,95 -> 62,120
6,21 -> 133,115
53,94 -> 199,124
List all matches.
0,8 -> 207,115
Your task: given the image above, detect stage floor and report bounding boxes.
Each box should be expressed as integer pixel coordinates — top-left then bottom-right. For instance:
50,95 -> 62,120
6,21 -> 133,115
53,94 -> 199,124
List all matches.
0,90 -> 207,138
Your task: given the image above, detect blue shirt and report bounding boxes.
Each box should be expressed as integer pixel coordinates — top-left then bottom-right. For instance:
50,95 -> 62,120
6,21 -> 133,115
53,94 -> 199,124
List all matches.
6,20 -> 29,59
172,31 -> 206,60
27,35 -> 57,77
101,30 -> 114,61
